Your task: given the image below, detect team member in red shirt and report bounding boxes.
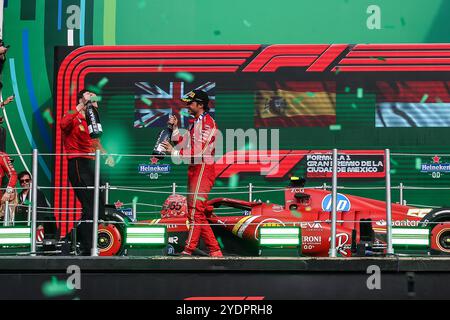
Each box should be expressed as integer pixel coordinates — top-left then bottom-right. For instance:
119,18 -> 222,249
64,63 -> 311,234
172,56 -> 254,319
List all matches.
0,96 -> 17,221
0,151 -> 17,205
162,90 -> 222,257
60,89 -> 114,255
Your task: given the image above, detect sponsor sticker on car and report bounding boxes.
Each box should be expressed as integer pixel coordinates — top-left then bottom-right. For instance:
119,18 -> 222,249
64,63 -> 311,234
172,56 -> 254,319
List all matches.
407,208 -> 432,219
321,193 -> 351,212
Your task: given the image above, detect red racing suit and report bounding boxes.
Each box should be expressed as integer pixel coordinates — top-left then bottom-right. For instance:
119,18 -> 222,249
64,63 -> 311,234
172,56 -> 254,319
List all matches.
0,152 -> 17,197
171,112 -> 221,255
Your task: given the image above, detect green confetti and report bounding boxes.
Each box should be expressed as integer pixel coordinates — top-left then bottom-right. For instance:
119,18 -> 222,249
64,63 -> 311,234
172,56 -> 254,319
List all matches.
390,158 -> 399,167
293,96 -> 303,104
41,276 -> 73,298
290,209 -> 302,218
215,180 -> 225,187
42,109 -> 54,124
132,196 -> 139,204
115,155 -> 123,165
175,72 -> 194,83
344,86 -> 351,93
138,0 -> 147,9
216,236 -> 224,249
23,200 -> 32,206
306,92 -> 315,97
90,95 -> 102,102
415,158 -> 422,170
87,85 -> 101,95
390,169 -> 397,175
140,97 -> 152,106
357,88 -> 364,99
370,56 -> 386,61
334,67 -> 340,75
214,30 -> 221,36
351,103 -> 358,109
97,77 -> 109,89
244,142 -> 254,151
400,17 -> 406,26
243,20 -> 252,27
180,109 -> 190,117
420,94 -> 429,103
329,124 -> 342,131
228,174 -> 239,189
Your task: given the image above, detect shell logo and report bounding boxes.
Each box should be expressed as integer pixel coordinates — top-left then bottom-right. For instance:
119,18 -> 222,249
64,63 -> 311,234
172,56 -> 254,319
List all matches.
262,223 -> 283,227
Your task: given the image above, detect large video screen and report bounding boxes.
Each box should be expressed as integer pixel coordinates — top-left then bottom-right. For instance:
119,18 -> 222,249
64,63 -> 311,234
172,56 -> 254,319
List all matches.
54,45 -> 450,235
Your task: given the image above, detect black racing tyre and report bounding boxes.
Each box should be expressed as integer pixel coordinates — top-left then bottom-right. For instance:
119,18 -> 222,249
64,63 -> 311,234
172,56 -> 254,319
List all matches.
420,208 -> 450,255
99,210 -> 131,256
98,223 -> 123,256
430,223 -> 450,255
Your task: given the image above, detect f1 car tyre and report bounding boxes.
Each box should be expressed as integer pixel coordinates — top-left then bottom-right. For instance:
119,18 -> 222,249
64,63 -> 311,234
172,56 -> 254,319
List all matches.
420,208 -> 450,255
98,209 -> 131,256
431,223 -> 450,254
98,223 -> 123,256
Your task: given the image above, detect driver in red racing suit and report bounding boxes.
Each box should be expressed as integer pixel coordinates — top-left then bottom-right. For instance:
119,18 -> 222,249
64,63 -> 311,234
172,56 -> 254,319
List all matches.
161,89 -> 222,257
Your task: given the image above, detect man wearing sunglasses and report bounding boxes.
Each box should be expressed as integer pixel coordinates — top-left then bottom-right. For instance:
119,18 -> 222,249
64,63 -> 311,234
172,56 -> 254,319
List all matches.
16,171 -> 56,238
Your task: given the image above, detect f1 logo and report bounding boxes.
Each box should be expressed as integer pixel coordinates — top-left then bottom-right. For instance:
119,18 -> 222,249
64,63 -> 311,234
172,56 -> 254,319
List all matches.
321,194 -> 351,212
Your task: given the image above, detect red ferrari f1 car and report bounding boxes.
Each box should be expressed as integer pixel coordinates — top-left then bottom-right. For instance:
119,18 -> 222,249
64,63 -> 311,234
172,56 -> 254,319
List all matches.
96,178 -> 450,257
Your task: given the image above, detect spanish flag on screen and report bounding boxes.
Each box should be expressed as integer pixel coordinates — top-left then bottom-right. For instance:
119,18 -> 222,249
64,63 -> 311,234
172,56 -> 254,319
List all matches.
254,82 -> 336,127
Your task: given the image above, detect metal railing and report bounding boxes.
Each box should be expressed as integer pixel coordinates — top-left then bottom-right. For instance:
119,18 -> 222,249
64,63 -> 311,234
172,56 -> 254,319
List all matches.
4,148 -> 448,257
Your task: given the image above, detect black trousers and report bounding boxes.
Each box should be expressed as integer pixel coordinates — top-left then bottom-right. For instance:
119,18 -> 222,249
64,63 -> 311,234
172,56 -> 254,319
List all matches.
68,158 -> 105,253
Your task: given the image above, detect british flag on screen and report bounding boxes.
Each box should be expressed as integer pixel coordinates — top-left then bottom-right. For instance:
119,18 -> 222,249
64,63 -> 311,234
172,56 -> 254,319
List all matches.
134,81 -> 215,128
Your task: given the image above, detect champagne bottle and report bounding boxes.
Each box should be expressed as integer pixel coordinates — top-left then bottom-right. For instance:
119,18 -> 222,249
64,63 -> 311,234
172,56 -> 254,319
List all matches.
153,124 -> 173,159
85,101 -> 103,138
